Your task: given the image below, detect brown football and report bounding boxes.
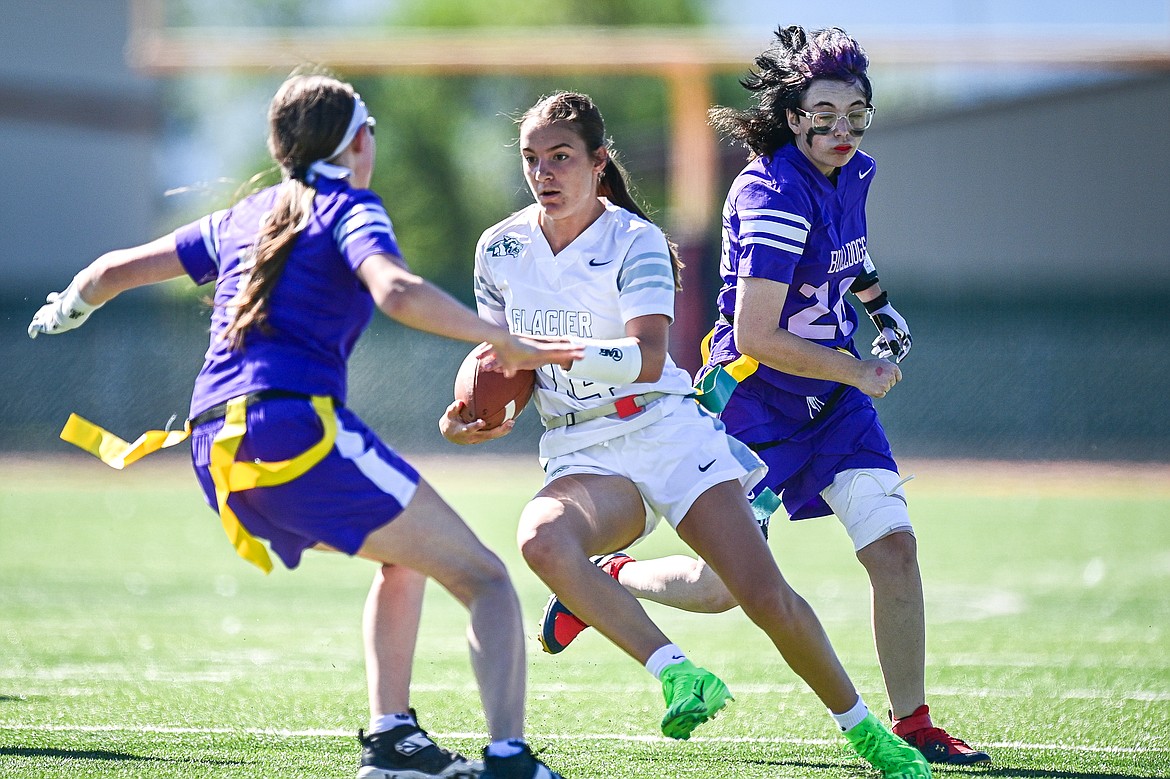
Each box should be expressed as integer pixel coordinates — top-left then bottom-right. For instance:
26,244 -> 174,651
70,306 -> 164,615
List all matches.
453,346 -> 536,430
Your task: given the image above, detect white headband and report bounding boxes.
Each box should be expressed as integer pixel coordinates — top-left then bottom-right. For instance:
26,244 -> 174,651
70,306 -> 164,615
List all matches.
304,94 -> 370,184
325,93 -> 369,162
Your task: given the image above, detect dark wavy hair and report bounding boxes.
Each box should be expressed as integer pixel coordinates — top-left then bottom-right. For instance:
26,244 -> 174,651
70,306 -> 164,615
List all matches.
710,26 -> 872,159
519,91 -> 683,289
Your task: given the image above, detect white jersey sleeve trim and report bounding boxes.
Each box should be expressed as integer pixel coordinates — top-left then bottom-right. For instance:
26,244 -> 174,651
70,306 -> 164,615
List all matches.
742,218 -> 809,245
334,202 -> 396,255
740,207 -> 811,229
198,209 -> 228,267
742,234 -> 805,254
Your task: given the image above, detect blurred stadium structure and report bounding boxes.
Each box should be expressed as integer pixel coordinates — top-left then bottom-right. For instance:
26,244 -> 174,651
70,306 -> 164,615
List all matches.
3,0 -> 1169,460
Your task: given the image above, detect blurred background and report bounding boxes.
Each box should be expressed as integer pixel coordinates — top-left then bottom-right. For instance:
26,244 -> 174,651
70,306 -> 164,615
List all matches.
3,0 -> 1169,461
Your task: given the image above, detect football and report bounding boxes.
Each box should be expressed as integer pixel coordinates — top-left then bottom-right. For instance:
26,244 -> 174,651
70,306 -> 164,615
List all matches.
453,346 -> 535,430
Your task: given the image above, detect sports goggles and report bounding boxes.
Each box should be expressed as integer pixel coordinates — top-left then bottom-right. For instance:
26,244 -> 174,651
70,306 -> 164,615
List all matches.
793,106 -> 875,134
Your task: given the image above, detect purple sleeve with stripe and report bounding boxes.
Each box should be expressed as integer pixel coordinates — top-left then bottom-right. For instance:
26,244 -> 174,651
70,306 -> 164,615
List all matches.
173,210 -> 228,286
332,197 -> 401,272
733,182 -> 812,285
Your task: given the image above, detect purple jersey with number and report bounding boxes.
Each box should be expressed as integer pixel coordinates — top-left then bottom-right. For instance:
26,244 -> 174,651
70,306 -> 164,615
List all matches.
173,178 -> 400,418
706,145 -> 879,431
707,145 -> 896,520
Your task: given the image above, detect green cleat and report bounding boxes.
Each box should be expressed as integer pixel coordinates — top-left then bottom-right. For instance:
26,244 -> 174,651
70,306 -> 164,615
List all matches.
658,659 -> 733,740
844,713 -> 933,778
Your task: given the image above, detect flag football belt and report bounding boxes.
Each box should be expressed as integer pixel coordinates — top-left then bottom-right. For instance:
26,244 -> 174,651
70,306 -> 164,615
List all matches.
545,391 -> 670,429
187,388 -> 312,428
692,325 -> 854,414
59,391 -> 337,574
692,325 -> 760,413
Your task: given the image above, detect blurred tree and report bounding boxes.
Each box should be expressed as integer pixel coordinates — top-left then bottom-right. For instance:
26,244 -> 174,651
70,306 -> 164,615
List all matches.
393,0 -> 701,27
367,0 -> 707,299
159,0 -> 708,301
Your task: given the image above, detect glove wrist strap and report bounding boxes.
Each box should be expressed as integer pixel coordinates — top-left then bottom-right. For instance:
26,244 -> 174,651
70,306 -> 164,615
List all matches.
850,269 -> 880,294
861,290 -> 889,315
60,280 -> 102,316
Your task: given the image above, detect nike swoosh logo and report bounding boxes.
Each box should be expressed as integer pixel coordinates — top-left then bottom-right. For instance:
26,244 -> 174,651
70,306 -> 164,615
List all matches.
698,459 -> 716,472
859,165 -> 874,180
588,258 -> 614,266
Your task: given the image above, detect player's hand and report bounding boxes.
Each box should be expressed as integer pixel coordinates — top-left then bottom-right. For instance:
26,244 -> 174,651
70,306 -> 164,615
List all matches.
438,399 -> 514,445
27,281 -> 101,339
854,358 -> 902,398
480,335 -> 582,376
863,292 -> 912,363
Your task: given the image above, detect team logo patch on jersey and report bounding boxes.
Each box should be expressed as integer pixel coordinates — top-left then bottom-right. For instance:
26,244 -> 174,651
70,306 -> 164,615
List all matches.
486,234 -> 525,258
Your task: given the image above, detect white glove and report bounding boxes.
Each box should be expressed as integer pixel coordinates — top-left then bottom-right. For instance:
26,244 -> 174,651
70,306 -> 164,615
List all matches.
27,281 -> 102,339
863,292 -> 912,363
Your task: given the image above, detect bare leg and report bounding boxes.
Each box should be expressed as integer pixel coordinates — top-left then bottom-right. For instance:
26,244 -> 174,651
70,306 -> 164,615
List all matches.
357,478 -> 526,740
610,521 -> 930,719
857,531 -> 927,718
676,480 -> 858,714
616,555 -> 738,613
518,473 -> 673,663
363,563 -> 425,719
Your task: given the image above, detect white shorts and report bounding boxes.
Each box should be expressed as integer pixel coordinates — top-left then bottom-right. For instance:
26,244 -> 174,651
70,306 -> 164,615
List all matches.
543,400 -> 766,545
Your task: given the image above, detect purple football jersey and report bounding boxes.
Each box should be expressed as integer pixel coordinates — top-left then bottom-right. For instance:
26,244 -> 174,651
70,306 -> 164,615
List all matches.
174,178 -> 400,418
707,145 -> 876,404
706,145 -> 898,519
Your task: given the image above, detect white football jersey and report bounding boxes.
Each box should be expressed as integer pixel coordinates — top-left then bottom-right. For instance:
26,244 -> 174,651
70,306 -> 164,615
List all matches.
474,201 -> 694,458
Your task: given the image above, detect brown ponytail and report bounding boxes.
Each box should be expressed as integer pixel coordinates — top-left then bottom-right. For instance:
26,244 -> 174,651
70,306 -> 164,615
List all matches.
222,70 -> 357,350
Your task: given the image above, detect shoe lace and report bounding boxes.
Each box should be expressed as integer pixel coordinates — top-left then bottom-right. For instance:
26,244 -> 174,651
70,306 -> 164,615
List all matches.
664,670 -> 698,707
421,728 -> 468,761
907,725 -> 973,753
358,724 -> 468,762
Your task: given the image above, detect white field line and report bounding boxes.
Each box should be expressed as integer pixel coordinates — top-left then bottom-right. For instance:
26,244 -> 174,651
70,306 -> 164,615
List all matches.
0,723 -> 1165,755
5,671 -> 1170,702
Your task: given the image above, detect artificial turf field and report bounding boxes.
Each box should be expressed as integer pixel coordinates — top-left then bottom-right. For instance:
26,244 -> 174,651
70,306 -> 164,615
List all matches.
1,453 -> 1167,778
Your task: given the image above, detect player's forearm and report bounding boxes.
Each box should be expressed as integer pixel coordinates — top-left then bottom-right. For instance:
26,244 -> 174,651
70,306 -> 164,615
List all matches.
736,323 -> 865,386
853,281 -> 884,306
375,268 -> 505,346
76,235 -> 186,306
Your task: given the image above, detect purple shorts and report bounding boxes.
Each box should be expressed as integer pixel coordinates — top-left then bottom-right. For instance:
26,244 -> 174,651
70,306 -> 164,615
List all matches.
190,397 -> 420,569
720,381 -> 896,521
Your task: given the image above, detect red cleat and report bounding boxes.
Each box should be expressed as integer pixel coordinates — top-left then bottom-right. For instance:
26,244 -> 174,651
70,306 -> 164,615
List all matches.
892,705 -> 990,765
537,553 -> 633,654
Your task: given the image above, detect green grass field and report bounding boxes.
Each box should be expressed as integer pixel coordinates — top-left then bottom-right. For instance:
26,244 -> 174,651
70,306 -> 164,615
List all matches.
1,453 -> 1168,778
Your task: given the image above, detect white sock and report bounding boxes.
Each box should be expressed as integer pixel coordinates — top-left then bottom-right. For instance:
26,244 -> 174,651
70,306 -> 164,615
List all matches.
830,695 -> 870,732
485,738 -> 526,758
645,643 -> 687,679
369,710 -> 417,735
